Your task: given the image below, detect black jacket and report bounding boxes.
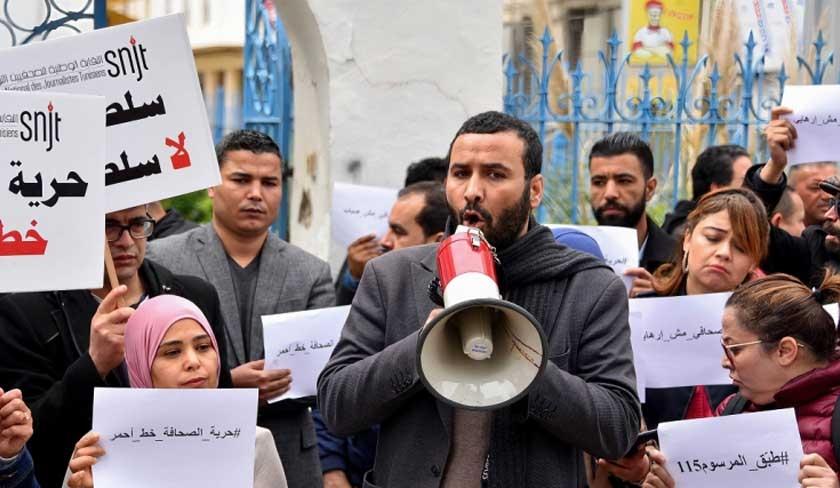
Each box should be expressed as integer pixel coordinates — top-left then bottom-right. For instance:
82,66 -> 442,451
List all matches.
743,164 -> 840,287
149,209 -> 198,241
661,200 -> 696,237
640,215 -> 676,274
0,260 -> 231,488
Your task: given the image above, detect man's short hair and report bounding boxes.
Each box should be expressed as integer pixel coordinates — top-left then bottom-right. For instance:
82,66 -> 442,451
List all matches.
397,181 -> 448,237
446,111 -> 542,179
774,186 -> 798,219
588,132 -> 654,179
691,144 -> 750,200
405,157 -> 447,186
789,161 -> 838,186
215,130 -> 282,168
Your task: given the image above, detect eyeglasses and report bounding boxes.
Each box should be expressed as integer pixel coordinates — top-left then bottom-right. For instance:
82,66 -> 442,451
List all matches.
721,338 -> 808,366
106,218 -> 155,242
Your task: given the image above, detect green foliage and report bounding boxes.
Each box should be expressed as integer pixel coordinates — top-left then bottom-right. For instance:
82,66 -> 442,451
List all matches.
163,190 -> 213,223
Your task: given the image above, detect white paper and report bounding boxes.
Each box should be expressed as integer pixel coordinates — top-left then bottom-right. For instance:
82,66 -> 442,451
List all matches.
331,182 -> 398,249
263,305 -> 351,403
781,85 -> 840,166
548,224 -> 639,290
658,409 -> 804,488
630,292 -> 732,389
92,387 -> 258,488
0,91 -> 105,292
0,15 -> 220,212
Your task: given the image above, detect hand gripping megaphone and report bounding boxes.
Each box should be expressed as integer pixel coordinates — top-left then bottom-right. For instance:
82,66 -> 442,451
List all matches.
417,226 -> 548,410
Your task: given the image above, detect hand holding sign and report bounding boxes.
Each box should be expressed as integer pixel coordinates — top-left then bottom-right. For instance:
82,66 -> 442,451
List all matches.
67,431 -> 103,488
89,285 -> 133,379
798,453 -> 839,488
230,359 -> 292,404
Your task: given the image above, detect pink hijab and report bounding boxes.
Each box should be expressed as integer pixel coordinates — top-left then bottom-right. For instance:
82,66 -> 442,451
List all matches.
124,295 -> 220,388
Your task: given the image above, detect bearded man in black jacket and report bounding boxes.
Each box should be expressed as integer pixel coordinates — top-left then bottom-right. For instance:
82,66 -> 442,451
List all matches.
0,204 -> 231,488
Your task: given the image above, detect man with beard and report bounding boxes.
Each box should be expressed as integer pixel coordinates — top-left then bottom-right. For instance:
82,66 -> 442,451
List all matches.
318,111 -> 640,488
789,161 -> 838,227
588,133 -> 676,295
744,107 -> 840,287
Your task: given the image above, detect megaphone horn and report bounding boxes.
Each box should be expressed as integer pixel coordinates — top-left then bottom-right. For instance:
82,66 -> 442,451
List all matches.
417,226 -> 548,410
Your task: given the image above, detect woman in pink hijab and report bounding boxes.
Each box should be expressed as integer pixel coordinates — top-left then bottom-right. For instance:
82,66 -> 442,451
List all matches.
65,295 -> 287,488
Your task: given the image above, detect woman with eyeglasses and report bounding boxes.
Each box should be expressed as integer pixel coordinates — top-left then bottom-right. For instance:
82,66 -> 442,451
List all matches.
594,187 -> 770,486
64,295 -> 287,488
641,272 -> 840,488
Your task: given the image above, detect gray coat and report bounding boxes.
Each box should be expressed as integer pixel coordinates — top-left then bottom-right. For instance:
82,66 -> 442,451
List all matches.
317,243 -> 640,488
147,223 -> 335,488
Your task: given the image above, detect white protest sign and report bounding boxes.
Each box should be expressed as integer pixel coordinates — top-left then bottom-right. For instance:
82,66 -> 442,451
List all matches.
658,409 -> 804,488
263,305 -> 350,403
630,292 -> 732,389
0,91 -> 105,292
548,224 -> 639,290
331,182 -> 398,249
0,14 -> 220,212
92,388 -> 258,488
781,85 -> 840,166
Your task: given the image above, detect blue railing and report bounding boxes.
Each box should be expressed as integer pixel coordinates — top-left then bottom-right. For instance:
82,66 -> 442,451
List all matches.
243,0 -> 293,239
0,0 -> 105,46
504,28 -> 836,224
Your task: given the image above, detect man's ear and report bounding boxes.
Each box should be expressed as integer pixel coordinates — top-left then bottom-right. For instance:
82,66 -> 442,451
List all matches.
770,212 -> 783,228
645,176 -> 658,202
428,232 -> 445,244
529,174 -> 544,210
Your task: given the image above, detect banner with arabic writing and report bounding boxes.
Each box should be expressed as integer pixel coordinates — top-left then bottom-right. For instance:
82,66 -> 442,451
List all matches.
0,90 -> 105,292
0,14 -> 220,212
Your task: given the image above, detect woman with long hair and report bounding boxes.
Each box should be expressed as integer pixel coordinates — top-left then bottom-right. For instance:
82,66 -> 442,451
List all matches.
597,187 -> 770,486
65,294 -> 287,488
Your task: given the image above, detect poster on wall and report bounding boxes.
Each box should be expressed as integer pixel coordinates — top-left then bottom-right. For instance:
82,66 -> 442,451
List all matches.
624,0 -> 702,66
734,0 -> 805,72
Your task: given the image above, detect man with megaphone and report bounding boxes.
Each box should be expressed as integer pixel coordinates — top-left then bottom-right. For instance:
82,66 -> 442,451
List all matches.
318,111 -> 641,488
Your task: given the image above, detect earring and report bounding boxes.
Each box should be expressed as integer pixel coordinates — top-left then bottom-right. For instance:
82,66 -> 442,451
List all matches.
682,251 -> 689,272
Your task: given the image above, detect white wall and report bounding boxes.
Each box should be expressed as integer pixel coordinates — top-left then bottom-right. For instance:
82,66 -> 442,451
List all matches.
275,0 -> 504,268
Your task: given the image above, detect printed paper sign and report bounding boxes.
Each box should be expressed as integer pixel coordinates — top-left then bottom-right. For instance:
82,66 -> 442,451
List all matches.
331,182 -> 398,249
658,409 -> 804,488
263,305 -> 351,403
630,292 -> 732,389
0,14 -> 220,211
781,85 -> 840,166
93,388 -> 258,488
548,224 -> 639,291
0,91 -> 105,292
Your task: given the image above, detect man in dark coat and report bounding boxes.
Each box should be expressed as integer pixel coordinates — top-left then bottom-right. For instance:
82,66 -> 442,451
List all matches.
146,200 -> 198,241
0,205 -> 231,488
318,112 -> 640,488
587,132 -> 675,276
662,144 -> 752,236
743,107 -> 840,287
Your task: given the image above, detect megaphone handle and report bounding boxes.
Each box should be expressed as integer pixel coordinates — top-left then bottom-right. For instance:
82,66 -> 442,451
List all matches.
427,277 -> 444,307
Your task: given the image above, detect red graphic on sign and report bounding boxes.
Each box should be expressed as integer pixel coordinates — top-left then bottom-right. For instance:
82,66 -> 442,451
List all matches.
165,132 -> 191,170
47,102 -> 53,112
0,219 -> 48,256
130,36 -> 137,45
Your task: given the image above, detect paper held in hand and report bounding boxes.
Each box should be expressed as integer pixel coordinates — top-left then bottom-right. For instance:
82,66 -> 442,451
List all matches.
781,84 -> 840,166
0,91 -> 105,293
262,305 -> 351,403
629,292 -> 732,392
331,182 -> 398,249
92,388 -> 258,488
658,408 -> 804,488
0,14 -> 220,211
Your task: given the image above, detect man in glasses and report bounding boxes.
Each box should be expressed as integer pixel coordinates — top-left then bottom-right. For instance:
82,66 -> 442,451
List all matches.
0,204 -> 232,488
744,106 -> 840,287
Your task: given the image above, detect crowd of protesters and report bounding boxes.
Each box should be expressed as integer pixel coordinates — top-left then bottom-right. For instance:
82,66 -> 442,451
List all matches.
1,106 -> 839,488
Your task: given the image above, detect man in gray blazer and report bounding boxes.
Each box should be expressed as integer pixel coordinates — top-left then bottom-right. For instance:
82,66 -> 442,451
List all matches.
148,130 -> 334,488
318,112 -> 640,488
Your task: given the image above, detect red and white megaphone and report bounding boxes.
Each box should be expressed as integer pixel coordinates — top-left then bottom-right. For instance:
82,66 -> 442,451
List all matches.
416,226 -> 548,410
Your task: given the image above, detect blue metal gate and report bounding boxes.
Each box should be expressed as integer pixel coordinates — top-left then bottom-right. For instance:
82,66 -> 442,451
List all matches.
243,0 -> 294,239
504,28 -> 836,224
0,0 -> 105,46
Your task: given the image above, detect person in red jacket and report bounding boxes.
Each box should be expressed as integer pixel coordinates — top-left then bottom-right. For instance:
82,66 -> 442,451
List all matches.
642,272 -> 840,487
